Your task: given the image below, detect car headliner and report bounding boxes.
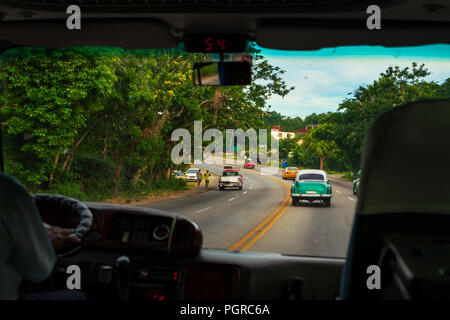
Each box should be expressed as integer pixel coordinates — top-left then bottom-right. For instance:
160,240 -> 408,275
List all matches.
0,1 -> 449,51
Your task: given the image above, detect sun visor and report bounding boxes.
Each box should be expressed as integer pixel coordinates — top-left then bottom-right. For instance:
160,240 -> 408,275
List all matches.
256,21 -> 450,50
0,19 -> 177,49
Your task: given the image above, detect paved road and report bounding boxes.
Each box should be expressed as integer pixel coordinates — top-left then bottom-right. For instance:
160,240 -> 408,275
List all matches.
250,176 -> 356,258
145,162 -> 356,258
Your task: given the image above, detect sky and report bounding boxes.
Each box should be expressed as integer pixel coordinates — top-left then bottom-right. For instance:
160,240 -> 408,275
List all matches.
258,44 -> 450,118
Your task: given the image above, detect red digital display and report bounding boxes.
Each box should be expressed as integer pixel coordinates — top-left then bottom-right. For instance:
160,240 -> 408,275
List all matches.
204,37 -> 233,52
146,289 -> 165,301
185,34 -> 247,53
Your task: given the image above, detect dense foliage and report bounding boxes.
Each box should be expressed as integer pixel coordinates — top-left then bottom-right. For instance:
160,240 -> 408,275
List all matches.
0,45 -> 293,200
290,63 -> 450,172
262,110 -> 323,132
1,45 -> 448,201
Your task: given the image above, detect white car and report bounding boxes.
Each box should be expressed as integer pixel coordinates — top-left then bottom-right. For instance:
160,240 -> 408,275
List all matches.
172,170 -> 184,179
185,168 -> 200,182
219,169 -> 243,190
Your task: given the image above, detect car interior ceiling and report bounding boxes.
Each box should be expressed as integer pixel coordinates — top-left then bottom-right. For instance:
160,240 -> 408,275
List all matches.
0,0 -> 449,301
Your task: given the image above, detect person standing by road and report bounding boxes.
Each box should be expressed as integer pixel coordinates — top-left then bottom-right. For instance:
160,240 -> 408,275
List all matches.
204,170 -> 210,188
197,170 -> 203,188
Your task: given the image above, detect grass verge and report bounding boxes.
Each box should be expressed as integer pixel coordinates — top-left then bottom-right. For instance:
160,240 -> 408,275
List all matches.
40,178 -> 190,203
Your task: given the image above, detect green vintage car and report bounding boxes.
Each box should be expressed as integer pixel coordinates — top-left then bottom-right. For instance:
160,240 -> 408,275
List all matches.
353,170 -> 361,195
290,169 -> 332,207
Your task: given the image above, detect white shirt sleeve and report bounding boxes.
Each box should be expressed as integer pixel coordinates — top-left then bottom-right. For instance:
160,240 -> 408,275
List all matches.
0,174 -> 56,283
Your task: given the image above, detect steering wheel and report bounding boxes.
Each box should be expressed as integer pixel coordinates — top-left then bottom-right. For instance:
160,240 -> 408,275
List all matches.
33,194 -> 93,257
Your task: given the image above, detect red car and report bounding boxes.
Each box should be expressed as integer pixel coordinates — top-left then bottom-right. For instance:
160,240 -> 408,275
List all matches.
244,159 -> 255,169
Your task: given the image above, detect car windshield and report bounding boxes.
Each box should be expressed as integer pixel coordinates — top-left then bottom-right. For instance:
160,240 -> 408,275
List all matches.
1,43 -> 449,259
287,167 -> 298,171
298,174 -> 324,181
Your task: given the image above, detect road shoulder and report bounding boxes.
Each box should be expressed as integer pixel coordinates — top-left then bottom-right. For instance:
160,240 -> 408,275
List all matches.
131,174 -> 219,207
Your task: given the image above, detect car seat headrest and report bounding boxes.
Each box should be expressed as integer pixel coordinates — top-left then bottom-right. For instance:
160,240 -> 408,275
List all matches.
357,98 -> 450,216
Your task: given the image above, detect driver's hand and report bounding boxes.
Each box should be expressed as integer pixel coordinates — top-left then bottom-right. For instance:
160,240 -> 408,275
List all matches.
44,223 -> 81,250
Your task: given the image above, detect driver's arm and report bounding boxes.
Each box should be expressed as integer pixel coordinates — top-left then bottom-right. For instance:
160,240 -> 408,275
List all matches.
1,174 -> 56,283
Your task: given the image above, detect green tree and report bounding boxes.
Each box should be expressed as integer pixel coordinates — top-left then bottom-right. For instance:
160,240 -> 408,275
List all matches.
262,111 -> 305,131
279,138 -> 298,160
295,63 -> 450,173
299,123 -> 338,170
335,62 -> 447,171
0,44 -> 294,200
0,47 -> 118,188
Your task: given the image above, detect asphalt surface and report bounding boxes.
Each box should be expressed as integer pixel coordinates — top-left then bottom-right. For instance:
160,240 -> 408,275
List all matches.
145,162 -> 356,258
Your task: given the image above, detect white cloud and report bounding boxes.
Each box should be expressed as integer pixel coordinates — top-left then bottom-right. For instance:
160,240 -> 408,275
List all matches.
263,56 -> 450,118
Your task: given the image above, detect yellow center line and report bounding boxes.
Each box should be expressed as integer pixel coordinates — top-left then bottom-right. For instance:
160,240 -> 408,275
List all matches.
240,194 -> 290,251
228,168 -> 291,252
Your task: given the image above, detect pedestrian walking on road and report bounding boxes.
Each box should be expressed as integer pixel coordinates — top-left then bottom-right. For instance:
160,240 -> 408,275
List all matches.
197,170 -> 203,188
204,170 -> 210,188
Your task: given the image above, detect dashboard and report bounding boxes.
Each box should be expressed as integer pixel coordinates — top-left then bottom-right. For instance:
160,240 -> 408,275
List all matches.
109,213 -> 172,244
47,203 -> 205,258
39,202 -> 344,300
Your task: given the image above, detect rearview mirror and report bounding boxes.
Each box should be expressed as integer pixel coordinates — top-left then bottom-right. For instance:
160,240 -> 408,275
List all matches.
193,62 -> 251,86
